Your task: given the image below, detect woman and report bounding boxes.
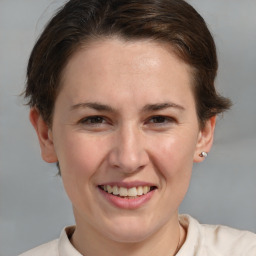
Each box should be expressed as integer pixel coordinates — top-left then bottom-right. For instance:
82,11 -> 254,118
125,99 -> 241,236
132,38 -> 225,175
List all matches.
20,0 -> 256,255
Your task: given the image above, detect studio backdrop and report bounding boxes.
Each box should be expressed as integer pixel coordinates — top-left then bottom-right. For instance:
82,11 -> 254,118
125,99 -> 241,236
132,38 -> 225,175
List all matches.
0,0 -> 255,255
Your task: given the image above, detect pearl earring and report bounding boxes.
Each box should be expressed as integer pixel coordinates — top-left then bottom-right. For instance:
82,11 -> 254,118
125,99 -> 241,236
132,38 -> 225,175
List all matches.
199,151 -> 208,158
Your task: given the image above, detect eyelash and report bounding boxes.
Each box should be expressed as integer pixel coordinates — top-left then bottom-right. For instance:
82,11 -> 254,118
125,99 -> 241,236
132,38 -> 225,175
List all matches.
79,116 -> 109,125
146,115 -> 176,125
78,115 -> 176,130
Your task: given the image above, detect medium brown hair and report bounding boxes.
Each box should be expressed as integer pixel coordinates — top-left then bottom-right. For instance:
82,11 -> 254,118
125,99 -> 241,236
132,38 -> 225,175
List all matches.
25,0 -> 231,127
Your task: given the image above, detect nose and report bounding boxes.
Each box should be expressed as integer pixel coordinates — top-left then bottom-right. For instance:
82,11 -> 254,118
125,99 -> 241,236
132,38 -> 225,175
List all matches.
108,124 -> 149,174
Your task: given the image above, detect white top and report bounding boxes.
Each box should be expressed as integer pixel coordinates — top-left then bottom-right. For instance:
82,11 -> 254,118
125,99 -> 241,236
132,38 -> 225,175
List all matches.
19,215 -> 256,256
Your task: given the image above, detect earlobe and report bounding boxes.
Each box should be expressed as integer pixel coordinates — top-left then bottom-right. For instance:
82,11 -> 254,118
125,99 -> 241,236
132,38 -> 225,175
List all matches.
29,108 -> 58,163
193,116 -> 216,163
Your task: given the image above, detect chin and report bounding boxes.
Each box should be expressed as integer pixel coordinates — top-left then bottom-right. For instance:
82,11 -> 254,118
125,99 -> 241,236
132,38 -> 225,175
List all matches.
100,216 -> 160,243
106,228 -> 153,243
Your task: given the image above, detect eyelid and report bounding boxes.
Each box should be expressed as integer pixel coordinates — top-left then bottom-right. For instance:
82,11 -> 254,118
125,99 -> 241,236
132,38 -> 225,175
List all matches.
146,115 -> 176,123
76,114 -> 176,129
78,115 -> 110,125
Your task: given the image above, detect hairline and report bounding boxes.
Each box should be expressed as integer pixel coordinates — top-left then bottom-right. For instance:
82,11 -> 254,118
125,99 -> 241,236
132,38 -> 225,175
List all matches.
49,35 -> 200,127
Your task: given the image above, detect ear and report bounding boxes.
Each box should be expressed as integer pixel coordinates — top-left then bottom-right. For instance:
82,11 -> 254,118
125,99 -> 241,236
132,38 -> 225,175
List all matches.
29,108 -> 58,163
193,116 -> 216,163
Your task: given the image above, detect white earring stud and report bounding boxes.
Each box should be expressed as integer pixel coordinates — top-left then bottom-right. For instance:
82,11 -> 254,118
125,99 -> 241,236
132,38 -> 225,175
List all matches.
199,151 -> 208,158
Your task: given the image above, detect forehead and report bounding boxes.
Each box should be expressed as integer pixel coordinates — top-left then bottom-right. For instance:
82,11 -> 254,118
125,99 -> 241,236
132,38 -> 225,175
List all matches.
59,38 -> 195,109
62,38 -> 192,77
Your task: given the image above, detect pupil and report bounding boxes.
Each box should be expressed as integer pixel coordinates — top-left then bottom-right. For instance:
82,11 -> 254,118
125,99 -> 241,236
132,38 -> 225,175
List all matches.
92,117 -> 102,123
154,116 -> 165,123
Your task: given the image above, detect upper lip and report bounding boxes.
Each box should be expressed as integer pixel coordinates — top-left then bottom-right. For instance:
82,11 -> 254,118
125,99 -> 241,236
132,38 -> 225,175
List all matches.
98,181 -> 157,189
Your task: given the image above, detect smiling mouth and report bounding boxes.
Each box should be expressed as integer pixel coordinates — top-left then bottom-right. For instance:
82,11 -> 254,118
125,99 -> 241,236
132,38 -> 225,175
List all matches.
98,185 -> 157,199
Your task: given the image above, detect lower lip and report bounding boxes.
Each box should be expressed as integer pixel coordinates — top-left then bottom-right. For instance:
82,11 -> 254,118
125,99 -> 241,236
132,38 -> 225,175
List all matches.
98,188 -> 155,209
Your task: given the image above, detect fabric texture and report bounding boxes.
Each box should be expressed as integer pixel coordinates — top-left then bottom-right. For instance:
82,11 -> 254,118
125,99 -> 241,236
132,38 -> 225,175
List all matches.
19,215 -> 256,256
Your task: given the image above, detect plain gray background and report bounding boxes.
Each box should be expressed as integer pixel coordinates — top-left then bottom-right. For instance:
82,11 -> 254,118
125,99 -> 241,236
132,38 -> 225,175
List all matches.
0,0 -> 256,255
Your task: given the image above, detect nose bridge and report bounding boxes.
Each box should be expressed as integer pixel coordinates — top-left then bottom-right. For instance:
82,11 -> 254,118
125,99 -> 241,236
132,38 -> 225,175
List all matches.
109,122 -> 148,172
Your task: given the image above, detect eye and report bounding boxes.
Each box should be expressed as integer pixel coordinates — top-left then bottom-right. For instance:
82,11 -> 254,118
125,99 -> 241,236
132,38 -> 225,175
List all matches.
77,116 -> 112,131
76,115 -> 115,132
145,115 -> 176,129
80,116 -> 105,125
150,116 -> 169,123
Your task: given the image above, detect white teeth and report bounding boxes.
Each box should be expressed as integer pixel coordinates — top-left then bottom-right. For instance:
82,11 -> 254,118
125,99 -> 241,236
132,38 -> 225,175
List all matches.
137,186 -> 143,196
102,185 -> 153,197
128,187 -> 137,197
143,186 -> 150,194
119,187 -> 128,196
112,185 -> 119,195
107,185 -> 113,194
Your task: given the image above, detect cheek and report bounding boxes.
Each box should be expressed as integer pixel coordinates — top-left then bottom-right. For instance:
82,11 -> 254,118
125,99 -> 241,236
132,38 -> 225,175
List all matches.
55,133 -> 110,207
54,132 -> 109,181
150,134 -> 196,209
150,132 -> 197,179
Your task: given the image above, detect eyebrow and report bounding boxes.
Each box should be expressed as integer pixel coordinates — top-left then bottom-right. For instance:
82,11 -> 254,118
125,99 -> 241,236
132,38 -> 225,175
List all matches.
70,102 -> 115,112
70,102 -> 185,112
142,102 -> 185,112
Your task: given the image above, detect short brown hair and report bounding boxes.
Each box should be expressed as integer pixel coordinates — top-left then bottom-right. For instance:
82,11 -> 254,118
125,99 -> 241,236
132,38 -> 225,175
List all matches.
25,0 -> 231,127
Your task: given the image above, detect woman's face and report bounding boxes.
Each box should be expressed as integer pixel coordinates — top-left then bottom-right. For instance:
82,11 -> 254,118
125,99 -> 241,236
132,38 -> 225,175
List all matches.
33,38 -> 214,243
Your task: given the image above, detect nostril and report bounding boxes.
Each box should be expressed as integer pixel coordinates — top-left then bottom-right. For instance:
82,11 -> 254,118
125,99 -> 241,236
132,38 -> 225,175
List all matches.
107,137 -> 149,173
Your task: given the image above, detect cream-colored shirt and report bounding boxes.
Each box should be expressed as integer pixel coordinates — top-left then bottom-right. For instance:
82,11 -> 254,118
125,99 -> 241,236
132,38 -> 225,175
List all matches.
19,215 -> 256,256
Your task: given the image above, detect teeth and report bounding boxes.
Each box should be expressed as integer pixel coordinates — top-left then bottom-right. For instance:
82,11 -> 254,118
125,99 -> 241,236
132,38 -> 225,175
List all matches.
128,187 -> 137,197
107,185 -> 113,194
112,185 -> 119,195
143,186 -> 150,194
137,186 -> 143,196
119,187 -> 128,196
102,185 -> 153,197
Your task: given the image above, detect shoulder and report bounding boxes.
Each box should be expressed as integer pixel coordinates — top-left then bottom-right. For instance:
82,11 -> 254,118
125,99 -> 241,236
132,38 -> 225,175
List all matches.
19,225 -> 78,256
202,222 -> 256,255
19,239 -> 58,256
179,214 -> 256,256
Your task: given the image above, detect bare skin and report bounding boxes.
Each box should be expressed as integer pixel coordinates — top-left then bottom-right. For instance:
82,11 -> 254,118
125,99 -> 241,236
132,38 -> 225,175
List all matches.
30,38 -> 215,256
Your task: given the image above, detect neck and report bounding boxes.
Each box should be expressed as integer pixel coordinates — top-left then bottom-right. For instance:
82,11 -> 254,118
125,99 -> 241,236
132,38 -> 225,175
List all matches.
70,212 -> 186,256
